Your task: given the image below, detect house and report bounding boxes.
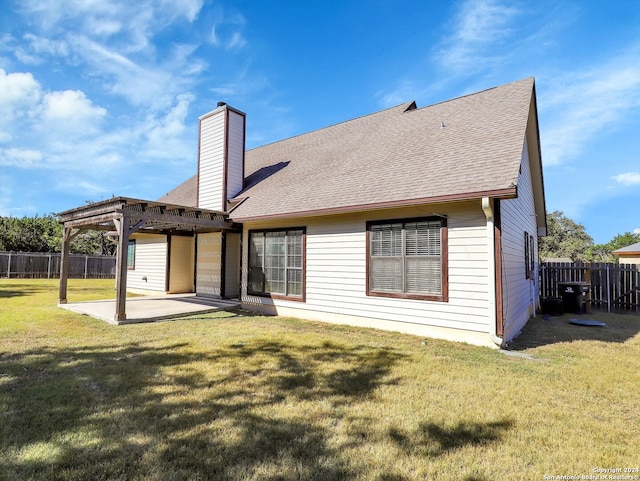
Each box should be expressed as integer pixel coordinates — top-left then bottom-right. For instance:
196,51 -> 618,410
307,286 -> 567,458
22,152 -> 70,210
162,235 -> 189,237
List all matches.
58,77 -> 547,348
612,242 -> 640,265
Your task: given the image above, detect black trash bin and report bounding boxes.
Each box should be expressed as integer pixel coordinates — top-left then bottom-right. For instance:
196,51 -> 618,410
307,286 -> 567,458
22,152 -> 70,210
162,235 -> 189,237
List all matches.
558,282 -> 590,314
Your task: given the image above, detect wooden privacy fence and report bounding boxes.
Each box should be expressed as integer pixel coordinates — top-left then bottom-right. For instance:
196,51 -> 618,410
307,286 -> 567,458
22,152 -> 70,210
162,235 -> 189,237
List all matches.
540,262 -> 640,314
0,251 -> 116,279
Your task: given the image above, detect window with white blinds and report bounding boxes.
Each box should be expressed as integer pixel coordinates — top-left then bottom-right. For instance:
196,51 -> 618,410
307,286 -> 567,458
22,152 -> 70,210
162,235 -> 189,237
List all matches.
368,217 -> 446,300
248,228 -> 305,299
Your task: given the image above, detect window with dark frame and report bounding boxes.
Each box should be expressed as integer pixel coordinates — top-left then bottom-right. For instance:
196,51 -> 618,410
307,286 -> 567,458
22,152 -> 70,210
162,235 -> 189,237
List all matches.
524,231 -> 532,279
127,239 -> 136,270
529,234 -> 535,275
248,228 -> 304,299
367,217 -> 447,301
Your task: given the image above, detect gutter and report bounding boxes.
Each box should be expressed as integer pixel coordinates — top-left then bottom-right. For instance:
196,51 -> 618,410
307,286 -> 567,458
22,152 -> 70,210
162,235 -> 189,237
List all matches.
482,197 -> 504,348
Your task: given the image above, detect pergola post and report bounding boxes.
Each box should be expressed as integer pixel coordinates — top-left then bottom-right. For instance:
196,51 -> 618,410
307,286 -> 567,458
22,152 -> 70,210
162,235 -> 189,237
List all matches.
113,216 -> 147,323
58,226 -> 73,304
113,216 -> 129,322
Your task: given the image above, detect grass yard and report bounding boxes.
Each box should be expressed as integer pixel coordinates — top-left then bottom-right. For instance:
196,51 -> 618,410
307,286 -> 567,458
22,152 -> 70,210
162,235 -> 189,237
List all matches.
1,279 -> 639,481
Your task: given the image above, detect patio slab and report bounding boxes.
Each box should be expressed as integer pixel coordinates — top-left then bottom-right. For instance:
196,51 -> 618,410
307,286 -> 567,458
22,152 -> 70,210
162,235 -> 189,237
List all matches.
59,294 -> 240,325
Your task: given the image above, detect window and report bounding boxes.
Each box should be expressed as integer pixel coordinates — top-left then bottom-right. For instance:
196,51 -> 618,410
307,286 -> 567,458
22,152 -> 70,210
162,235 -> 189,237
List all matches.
530,234 -> 535,274
525,232 -> 535,279
248,228 -> 305,300
127,239 -> 136,270
367,217 -> 447,301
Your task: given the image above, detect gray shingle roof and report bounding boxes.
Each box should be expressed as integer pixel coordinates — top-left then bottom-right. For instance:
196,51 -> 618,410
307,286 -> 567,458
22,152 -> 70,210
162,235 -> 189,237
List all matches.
231,77 -> 536,221
613,242 -> 640,254
160,78 -> 538,222
158,176 -> 197,207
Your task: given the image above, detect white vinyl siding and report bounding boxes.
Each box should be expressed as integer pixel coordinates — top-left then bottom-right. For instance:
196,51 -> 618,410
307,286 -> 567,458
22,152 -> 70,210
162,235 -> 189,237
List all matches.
198,110 -> 225,211
196,232 -> 222,297
226,110 -> 245,199
500,139 -> 539,340
126,234 -> 167,292
197,107 -> 245,212
241,204 -> 490,335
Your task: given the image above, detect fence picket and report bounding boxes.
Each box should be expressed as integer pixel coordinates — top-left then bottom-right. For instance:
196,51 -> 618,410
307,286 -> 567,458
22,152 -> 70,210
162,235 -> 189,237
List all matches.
0,251 -> 116,279
540,262 -> 639,314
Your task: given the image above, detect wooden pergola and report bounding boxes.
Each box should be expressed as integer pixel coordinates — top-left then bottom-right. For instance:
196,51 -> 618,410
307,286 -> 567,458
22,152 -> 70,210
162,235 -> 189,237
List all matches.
57,197 -> 237,322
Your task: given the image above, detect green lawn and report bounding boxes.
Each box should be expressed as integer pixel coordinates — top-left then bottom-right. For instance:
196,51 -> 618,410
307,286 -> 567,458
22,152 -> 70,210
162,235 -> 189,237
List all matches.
1,279 -> 639,481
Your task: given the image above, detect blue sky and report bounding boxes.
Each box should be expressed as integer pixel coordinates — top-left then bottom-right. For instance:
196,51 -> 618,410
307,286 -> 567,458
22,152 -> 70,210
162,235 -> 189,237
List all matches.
1,0 -> 639,244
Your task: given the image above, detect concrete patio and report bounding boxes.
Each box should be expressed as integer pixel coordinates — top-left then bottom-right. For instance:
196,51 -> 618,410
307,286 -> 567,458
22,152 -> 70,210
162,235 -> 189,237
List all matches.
59,294 -> 241,325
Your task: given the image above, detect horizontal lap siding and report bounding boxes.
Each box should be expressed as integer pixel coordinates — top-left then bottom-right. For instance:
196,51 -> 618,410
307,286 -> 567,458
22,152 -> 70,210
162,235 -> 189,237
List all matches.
226,111 -> 245,199
242,205 -> 490,333
127,234 -> 167,292
198,112 -> 225,211
197,232 -> 222,297
500,140 -> 538,340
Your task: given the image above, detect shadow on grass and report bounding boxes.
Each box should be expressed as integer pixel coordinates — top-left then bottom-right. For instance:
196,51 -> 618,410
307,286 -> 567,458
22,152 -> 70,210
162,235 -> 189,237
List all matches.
508,312 -> 640,350
388,420 -> 513,457
0,281 -> 52,298
0,290 -> 26,298
0,339 -> 412,480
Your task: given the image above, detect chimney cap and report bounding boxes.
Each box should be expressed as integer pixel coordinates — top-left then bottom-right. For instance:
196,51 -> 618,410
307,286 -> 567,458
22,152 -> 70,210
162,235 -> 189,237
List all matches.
217,101 -> 227,108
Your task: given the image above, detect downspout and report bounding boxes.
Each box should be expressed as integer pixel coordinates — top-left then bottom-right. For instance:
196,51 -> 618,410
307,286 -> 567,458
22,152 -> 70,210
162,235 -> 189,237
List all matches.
482,197 -> 504,348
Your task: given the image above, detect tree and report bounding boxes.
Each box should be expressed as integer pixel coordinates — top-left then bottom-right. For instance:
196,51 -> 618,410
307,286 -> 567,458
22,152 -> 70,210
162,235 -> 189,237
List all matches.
0,214 -> 116,255
585,231 -> 640,262
538,210 -> 593,262
0,215 -> 62,252
71,230 -> 117,256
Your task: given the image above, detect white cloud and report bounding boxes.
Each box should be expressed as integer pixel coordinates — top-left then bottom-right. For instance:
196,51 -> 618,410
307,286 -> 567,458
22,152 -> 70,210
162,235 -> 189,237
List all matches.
226,32 -> 247,50
374,80 -> 420,108
21,33 -> 70,61
167,0 -> 204,23
0,69 -> 42,114
41,90 -> 106,123
15,0 -> 208,102
0,148 -> 43,167
21,0 -> 202,40
55,179 -> 111,196
67,35 -> 176,107
540,46 -> 640,166
207,7 -> 247,49
142,93 -> 194,157
612,172 -> 640,186
433,0 -> 521,73
0,68 -> 113,169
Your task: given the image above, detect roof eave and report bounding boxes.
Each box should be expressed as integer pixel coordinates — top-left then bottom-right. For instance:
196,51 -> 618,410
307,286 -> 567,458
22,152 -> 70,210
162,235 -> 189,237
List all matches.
230,187 -> 517,222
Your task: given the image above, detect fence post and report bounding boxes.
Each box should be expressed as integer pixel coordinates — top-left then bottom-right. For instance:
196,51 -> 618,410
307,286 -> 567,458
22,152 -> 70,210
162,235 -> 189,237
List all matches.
84,255 -> 88,279
47,253 -> 52,279
606,264 -> 611,313
7,252 -> 11,278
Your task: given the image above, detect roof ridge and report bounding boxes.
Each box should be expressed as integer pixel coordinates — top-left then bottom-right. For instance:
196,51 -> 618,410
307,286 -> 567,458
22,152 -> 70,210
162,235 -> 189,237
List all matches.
410,77 -> 535,112
247,100 -> 416,153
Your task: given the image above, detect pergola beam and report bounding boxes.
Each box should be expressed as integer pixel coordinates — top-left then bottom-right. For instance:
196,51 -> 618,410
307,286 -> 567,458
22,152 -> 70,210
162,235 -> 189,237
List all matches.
57,196 -> 236,323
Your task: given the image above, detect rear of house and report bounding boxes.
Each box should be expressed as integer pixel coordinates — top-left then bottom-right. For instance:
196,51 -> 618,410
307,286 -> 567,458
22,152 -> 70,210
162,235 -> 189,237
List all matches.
613,242 -> 640,265
60,77 -> 546,347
